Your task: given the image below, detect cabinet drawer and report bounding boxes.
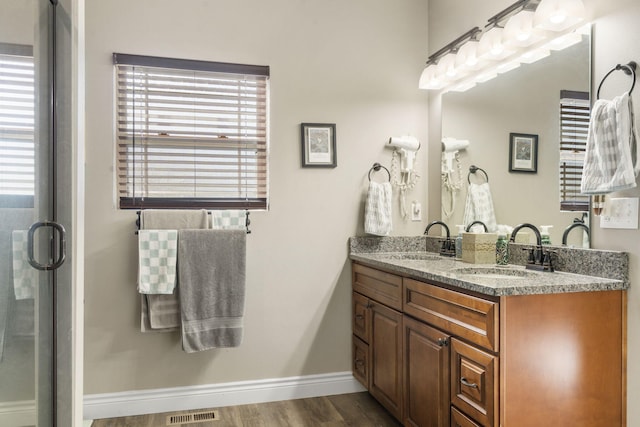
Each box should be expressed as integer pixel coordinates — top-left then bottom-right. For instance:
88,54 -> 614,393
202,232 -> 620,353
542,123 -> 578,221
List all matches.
352,335 -> 369,388
403,278 -> 499,352
451,338 -> 497,427
352,292 -> 370,342
451,407 -> 482,427
353,263 -> 402,310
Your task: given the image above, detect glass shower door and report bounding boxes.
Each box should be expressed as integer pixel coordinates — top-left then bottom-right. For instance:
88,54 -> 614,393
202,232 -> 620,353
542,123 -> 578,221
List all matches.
0,0 -> 73,426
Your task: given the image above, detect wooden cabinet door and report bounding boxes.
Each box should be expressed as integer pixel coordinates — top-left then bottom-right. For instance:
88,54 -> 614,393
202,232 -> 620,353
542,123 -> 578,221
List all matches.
369,301 -> 403,421
352,291 -> 370,342
404,316 -> 451,427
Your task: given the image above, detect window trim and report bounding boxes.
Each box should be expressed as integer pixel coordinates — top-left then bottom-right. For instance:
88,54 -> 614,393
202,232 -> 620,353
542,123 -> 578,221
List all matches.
113,53 -> 270,210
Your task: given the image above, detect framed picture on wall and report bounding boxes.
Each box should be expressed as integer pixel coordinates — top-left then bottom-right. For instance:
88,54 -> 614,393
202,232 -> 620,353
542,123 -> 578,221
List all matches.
300,123 -> 337,168
509,133 -> 538,173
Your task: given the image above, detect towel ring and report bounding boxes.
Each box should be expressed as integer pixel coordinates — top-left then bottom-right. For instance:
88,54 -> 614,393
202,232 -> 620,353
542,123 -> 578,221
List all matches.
468,165 -> 488,184
597,61 -> 637,99
368,163 -> 391,182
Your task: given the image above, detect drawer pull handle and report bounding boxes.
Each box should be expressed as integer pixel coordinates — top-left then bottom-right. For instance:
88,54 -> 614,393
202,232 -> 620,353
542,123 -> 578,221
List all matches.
461,377 -> 478,389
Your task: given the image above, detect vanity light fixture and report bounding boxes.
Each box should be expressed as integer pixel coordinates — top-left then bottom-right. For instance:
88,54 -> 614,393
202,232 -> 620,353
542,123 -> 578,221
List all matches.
418,27 -> 482,90
418,0 -> 588,93
533,0 -> 586,32
503,9 -> 546,48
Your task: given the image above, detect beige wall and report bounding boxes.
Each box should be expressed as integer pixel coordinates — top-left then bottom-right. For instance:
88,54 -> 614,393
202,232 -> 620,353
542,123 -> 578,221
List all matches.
429,0 -> 640,425
84,0 -> 429,394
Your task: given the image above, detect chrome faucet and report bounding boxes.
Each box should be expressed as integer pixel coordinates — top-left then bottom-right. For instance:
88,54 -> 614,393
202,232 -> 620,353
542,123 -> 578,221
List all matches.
465,220 -> 488,232
562,220 -> 590,246
424,221 -> 455,257
510,223 -> 542,246
510,223 -> 554,272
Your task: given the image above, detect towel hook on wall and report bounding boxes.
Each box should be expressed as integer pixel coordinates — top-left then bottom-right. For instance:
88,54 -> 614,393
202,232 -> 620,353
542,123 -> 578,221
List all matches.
468,165 -> 489,184
596,61 -> 637,99
368,163 -> 391,182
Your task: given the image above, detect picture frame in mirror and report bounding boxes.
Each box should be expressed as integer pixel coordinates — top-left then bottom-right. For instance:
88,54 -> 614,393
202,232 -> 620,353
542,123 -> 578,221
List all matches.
509,132 -> 538,173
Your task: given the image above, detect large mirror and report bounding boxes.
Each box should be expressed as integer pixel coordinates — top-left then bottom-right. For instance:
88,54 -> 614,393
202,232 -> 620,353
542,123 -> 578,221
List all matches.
441,31 -> 590,247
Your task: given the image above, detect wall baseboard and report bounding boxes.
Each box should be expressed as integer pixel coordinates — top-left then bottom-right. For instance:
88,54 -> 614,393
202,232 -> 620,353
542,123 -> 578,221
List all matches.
0,400 -> 35,426
83,371 -> 365,420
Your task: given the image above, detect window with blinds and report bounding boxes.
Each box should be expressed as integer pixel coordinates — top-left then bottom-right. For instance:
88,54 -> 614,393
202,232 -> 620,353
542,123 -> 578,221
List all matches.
114,53 -> 270,210
0,44 -> 34,208
559,90 -> 590,212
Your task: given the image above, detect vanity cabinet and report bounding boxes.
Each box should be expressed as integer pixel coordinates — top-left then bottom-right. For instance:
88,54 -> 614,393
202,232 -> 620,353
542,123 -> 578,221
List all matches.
352,263 -> 404,420
351,261 -> 626,427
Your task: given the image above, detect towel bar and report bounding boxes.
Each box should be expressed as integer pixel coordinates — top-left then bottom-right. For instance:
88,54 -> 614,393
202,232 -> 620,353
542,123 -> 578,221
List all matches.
135,210 -> 251,234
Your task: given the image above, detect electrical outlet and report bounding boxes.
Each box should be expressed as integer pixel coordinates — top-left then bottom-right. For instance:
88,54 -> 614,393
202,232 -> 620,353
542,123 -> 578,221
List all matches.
411,201 -> 422,221
600,197 -> 639,229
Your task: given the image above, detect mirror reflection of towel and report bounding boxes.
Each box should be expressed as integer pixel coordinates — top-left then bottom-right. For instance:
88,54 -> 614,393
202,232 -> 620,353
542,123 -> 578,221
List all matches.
463,182 -> 497,232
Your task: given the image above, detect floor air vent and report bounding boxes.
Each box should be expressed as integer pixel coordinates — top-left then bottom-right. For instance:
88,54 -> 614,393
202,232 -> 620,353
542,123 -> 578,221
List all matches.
166,410 -> 218,425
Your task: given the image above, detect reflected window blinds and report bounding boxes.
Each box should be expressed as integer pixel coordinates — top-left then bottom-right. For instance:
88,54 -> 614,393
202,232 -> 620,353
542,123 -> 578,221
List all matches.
0,44 -> 34,207
114,53 -> 270,210
559,90 -> 590,212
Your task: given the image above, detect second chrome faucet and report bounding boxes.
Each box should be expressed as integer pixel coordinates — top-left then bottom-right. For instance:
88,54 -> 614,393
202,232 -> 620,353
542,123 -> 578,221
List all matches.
510,223 -> 554,272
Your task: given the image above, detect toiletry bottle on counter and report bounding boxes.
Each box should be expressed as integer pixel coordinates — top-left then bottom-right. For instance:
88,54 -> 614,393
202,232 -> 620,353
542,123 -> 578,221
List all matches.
455,225 -> 464,259
496,227 -> 508,265
540,225 -> 553,245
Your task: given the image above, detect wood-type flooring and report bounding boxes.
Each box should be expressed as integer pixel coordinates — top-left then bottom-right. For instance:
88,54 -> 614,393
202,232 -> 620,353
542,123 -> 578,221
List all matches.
89,392 -> 402,427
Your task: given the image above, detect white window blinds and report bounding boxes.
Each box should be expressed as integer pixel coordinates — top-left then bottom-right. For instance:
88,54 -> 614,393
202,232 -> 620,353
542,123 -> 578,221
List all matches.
0,44 -> 34,206
114,53 -> 269,209
559,90 -> 590,212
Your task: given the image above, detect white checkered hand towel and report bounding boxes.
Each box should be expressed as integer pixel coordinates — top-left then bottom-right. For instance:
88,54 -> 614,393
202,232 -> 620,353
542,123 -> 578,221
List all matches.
462,182 -> 497,233
211,210 -> 246,230
138,229 -> 178,294
11,230 -> 37,300
581,93 -> 639,194
364,181 -> 393,236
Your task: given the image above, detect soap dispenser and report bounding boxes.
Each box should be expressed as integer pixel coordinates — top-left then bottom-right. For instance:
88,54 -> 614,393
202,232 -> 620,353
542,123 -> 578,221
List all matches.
455,225 -> 464,259
540,225 -> 553,245
496,226 -> 509,265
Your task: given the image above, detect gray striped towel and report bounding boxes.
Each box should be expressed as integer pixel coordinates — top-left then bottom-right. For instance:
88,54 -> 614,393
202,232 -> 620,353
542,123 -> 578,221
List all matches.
581,93 -> 639,194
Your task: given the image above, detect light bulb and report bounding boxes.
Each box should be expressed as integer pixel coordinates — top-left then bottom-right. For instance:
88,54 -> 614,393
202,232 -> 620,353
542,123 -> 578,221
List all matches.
550,12 -> 567,24
534,0 -> 586,32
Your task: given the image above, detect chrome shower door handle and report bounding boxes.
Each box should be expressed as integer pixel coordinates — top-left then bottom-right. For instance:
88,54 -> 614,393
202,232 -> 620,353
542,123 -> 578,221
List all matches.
27,221 -> 66,271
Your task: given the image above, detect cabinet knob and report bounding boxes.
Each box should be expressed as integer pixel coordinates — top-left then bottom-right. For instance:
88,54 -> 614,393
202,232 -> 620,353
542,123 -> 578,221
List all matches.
460,377 -> 478,389
355,314 -> 364,320
437,337 -> 449,347
355,359 -> 365,366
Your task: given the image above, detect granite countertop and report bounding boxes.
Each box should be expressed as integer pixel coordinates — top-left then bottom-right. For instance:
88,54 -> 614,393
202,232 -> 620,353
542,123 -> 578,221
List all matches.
350,251 -> 628,297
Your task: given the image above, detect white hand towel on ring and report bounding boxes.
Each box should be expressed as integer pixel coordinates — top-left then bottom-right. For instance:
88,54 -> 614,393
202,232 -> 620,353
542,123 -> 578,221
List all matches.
462,182 -> 497,233
364,181 -> 393,236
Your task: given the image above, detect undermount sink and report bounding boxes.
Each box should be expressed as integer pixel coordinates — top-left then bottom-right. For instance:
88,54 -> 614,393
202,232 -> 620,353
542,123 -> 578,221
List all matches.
452,266 -> 539,280
380,252 -> 442,261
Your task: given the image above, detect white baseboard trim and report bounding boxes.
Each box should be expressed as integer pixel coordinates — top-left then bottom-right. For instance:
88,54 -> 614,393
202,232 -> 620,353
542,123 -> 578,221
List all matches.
83,371 -> 365,420
0,400 -> 35,426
